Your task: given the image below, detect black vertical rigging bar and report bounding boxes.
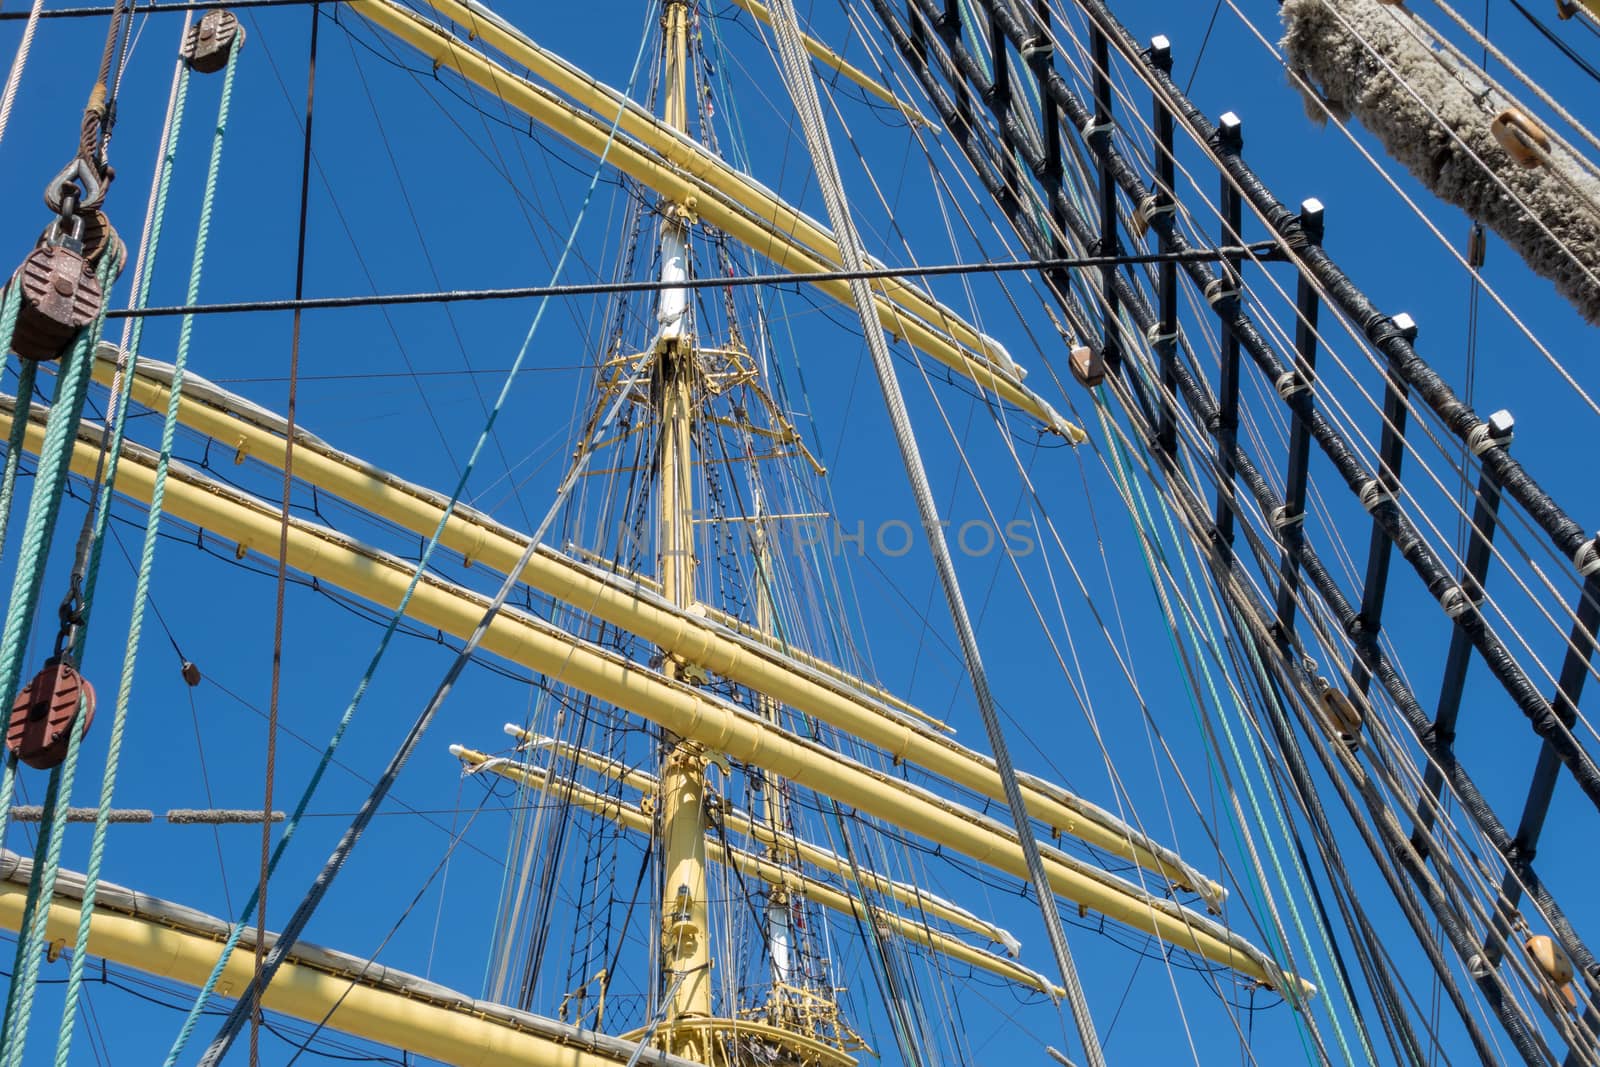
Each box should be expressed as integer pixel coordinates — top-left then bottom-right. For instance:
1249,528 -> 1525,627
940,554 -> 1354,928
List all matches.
1495,553 -> 1600,949
1087,24 -> 1117,383
1148,37 -> 1178,460
1273,199 -> 1323,644
1349,318 -> 1413,697
1211,114 -> 1243,560
1412,411 -> 1513,852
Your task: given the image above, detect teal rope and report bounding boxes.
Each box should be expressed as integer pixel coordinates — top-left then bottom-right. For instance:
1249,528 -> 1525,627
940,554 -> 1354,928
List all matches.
53,53 -> 215,1067
0,250 -> 122,752
0,287 -> 38,858
1129,457 -> 1364,1062
165,21 -> 651,1061
0,247 -> 124,1066
68,59 -> 193,644
1096,394 -> 1363,1064
0,764 -> 65,1034
0,285 -> 36,558
0,56 -> 189,1057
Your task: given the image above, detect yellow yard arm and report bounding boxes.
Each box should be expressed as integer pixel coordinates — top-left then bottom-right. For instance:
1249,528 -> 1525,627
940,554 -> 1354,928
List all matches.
95,350 -> 1220,908
0,397 -> 1303,997
720,0 -> 936,129
345,0 -> 1084,442
450,0 -> 933,130
0,853 -> 688,1067
503,723 -> 1023,953
452,747 -> 1062,996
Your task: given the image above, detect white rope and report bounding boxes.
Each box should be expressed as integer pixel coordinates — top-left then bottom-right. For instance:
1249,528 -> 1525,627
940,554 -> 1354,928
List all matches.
1424,0 -> 1600,175
760,2 -> 1108,1064
0,0 -> 46,149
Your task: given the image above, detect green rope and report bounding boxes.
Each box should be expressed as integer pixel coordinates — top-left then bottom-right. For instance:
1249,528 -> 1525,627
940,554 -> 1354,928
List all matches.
0,48 -> 190,1063
1096,393 -> 1367,1064
168,20 -> 648,1059
0,246 -> 124,1066
0,245 -> 122,750
51,52 -> 205,1065
1135,474 -> 1367,1064
0,284 -> 38,854
0,285 -> 36,557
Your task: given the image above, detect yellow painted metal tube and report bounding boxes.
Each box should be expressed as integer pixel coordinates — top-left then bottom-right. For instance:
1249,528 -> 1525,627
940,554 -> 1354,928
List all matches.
418,0 -> 967,354
453,748 -> 1062,997
565,543 -> 951,733
448,0 -> 932,130
720,0 -> 935,129
0,880 -> 641,1067
347,0 -> 1084,442
1,401 -> 1300,996
97,357 -> 1216,906
504,724 -> 1020,952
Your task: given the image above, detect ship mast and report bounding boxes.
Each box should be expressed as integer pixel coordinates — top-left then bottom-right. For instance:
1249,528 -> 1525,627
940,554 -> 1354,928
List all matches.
653,0 -> 712,1050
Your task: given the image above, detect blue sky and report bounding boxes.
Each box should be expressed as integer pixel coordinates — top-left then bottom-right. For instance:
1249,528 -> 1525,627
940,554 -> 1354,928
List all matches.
0,0 -> 1597,1063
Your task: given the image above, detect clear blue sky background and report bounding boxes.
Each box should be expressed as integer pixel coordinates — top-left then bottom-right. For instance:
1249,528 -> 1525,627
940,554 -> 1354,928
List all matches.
0,0 -> 1596,1063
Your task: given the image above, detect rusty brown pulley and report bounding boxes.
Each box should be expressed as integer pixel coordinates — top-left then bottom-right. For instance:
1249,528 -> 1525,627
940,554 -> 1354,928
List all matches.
36,208 -> 119,269
11,216 -> 104,363
182,10 -> 241,73
7,658 -> 96,771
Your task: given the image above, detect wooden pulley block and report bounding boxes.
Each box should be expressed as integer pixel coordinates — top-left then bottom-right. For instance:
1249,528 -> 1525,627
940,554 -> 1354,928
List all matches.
7,659 -> 96,770
38,209 -> 117,267
1490,108 -> 1551,168
182,10 -> 242,73
11,242 -> 103,362
1317,684 -> 1364,742
1525,934 -> 1578,1009
1068,345 -> 1104,388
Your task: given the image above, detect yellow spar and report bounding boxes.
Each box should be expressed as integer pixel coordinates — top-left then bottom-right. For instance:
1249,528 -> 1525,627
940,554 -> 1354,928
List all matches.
344,0 -> 1086,442
451,746 -> 1064,997
0,394 -> 1306,997
0,854 -> 689,1067
92,350 -> 1223,907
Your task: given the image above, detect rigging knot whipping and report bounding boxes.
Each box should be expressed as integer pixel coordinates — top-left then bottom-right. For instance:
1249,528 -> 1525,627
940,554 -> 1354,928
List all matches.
1466,408 -> 1515,454
1357,478 -> 1393,514
1574,534 -> 1600,578
1203,269 -> 1240,309
1274,368 -> 1311,400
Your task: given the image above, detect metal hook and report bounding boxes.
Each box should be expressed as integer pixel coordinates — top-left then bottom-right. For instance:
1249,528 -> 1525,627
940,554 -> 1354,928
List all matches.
43,156 -> 106,214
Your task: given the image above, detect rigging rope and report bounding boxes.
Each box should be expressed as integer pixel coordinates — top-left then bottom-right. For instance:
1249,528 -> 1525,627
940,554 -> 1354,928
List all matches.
195,313 -> 636,1066
254,4 -> 316,1057
759,2 -> 1107,1065
0,245 -> 124,1067
168,26 -> 652,1061
52,37 -> 229,1067
1111,397 -> 1376,1062
0,0 -> 46,149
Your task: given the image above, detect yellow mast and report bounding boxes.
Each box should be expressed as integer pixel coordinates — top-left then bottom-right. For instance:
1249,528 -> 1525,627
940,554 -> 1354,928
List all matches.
653,0 -> 712,1050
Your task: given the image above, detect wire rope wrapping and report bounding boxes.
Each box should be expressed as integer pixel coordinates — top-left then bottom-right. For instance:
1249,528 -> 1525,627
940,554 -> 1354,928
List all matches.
52,35 -> 222,1067
758,1 -> 1112,1064
168,30 -> 653,1063
0,242 -> 123,1067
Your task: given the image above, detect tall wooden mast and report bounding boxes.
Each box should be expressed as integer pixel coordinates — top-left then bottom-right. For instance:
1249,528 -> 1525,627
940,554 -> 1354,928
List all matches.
653,0 -> 712,1050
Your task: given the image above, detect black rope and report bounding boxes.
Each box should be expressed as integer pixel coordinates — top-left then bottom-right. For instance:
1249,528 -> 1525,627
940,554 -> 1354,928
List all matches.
101,246 -> 1280,319
0,0 -> 336,19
